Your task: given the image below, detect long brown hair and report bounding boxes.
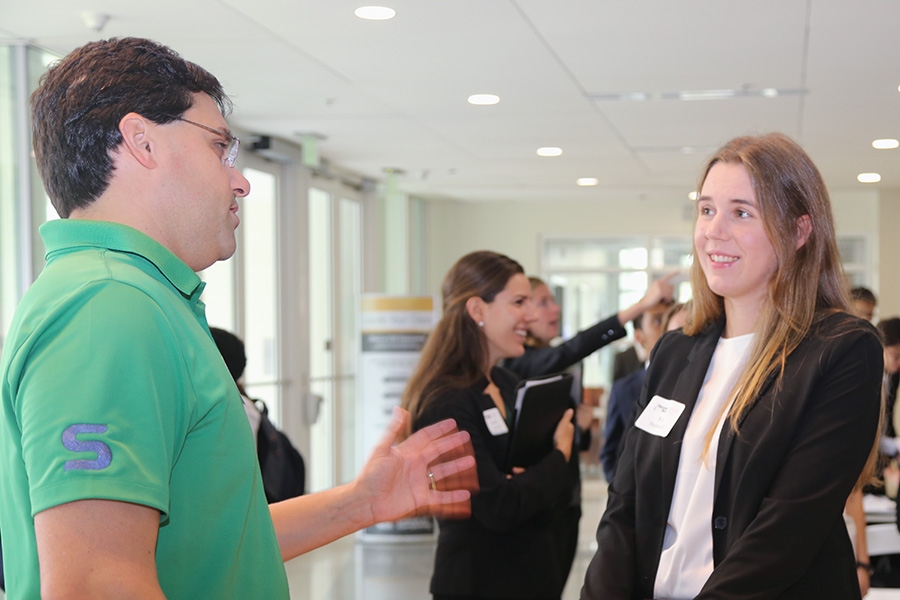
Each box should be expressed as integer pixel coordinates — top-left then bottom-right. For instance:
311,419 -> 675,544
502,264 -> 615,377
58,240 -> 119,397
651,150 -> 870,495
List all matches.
401,251 -> 524,434
686,133 -> 877,488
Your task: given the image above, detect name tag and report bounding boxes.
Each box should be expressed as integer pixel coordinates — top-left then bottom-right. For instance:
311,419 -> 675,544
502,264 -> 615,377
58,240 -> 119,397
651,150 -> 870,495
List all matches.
634,395 -> 685,437
483,407 -> 509,436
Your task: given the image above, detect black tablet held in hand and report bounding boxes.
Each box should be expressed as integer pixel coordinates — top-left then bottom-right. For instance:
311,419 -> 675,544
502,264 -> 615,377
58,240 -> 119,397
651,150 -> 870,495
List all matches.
507,372 -> 574,470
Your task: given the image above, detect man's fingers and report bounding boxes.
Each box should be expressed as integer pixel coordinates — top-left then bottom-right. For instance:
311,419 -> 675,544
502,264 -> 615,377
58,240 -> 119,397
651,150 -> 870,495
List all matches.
418,429 -> 472,464
429,455 -> 477,486
412,417 -> 461,443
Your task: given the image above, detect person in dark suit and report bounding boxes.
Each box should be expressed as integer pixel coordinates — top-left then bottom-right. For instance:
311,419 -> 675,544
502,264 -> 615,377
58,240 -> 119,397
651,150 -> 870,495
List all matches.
581,133 -> 883,600
402,250 -> 575,600
600,301 -> 680,482
503,275 -> 674,595
612,344 -> 643,382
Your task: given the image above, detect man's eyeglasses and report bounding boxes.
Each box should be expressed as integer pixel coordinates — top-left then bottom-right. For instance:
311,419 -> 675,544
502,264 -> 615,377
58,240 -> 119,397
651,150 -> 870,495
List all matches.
177,117 -> 241,168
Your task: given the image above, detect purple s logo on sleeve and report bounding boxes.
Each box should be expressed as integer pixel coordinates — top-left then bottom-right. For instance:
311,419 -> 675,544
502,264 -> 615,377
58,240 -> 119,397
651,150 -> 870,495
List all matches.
62,424 -> 112,471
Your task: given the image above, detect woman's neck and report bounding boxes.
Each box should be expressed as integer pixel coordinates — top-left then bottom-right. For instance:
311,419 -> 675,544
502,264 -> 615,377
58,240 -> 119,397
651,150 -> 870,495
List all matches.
723,296 -> 764,338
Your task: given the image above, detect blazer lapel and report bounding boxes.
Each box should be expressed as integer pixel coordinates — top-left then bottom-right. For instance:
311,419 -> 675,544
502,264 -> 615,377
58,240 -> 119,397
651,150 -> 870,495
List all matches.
713,344 -> 783,498
659,319 -> 725,508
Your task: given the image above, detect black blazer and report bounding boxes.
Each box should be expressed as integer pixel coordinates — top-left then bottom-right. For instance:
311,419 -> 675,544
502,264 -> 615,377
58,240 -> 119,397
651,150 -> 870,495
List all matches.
582,312 -> 882,600
414,367 -> 571,599
600,366 -> 646,482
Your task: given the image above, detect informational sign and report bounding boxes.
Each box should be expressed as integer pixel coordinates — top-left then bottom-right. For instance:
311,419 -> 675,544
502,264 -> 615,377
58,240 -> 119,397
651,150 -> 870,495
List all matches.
358,295 -> 438,540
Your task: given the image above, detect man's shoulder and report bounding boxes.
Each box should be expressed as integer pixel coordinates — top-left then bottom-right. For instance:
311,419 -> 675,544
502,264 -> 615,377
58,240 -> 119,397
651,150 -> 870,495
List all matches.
614,367 -> 646,389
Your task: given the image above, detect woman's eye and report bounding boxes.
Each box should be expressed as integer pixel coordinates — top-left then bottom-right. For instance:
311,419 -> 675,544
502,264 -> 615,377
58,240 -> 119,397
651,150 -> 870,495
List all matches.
736,209 -> 750,218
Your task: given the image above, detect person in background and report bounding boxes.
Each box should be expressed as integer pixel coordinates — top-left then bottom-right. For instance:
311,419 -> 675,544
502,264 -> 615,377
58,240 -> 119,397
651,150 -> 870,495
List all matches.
846,295 -> 889,596
662,300 -> 690,333
210,327 -> 307,502
880,318 -> 900,435
612,342 -> 643,383
601,301 -> 684,482
403,250 -> 575,600
582,133 -> 882,599
0,37 -> 476,600
503,274 -> 674,592
852,286 -> 878,323
210,327 -> 262,443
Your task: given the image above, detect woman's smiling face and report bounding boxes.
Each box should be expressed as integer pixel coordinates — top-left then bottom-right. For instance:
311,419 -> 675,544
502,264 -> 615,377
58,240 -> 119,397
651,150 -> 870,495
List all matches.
694,161 -> 778,314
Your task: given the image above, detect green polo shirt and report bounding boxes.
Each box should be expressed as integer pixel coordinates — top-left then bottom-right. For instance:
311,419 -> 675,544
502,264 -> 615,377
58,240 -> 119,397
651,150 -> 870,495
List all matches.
0,220 -> 288,599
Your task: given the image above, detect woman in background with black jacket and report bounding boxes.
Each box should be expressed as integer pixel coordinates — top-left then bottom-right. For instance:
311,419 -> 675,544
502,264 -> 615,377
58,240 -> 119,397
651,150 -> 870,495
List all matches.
403,250 -> 575,600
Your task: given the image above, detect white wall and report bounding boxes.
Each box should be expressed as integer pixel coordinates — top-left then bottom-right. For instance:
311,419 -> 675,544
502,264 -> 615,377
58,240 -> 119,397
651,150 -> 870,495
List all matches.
422,188 -> 899,315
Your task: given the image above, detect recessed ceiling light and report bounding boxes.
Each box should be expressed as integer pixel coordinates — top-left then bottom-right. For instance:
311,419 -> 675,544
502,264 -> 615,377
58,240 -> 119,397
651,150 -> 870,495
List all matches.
536,147 -> 562,157
872,139 -> 899,150
354,6 -> 396,20
589,86 -> 806,102
857,173 -> 881,183
679,89 -> 735,101
688,191 -> 699,200
577,178 -> 598,186
467,94 -> 500,106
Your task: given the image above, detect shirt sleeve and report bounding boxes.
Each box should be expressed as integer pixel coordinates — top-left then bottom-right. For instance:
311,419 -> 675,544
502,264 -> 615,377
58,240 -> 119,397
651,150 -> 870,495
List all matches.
505,314 -> 626,378
16,282 -> 190,517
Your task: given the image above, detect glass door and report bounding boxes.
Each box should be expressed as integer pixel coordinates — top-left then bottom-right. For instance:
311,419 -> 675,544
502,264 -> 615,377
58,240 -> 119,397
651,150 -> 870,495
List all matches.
307,185 -> 363,492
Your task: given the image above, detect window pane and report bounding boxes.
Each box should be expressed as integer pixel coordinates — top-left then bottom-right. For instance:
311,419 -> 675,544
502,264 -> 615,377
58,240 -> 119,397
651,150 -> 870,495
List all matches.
649,238 -> 694,270
242,168 -> 279,424
308,187 -> 334,492
338,198 -> 361,484
201,258 -> 235,333
0,46 -> 17,343
544,238 -> 644,270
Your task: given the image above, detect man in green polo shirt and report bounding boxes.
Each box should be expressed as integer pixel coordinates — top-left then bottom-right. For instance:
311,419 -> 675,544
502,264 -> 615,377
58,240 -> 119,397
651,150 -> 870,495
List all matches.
0,37 -> 476,599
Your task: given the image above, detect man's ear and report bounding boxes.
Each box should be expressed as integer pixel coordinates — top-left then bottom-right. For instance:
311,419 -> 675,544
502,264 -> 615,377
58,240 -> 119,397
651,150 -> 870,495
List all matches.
795,214 -> 812,250
465,296 -> 485,325
118,113 -> 158,169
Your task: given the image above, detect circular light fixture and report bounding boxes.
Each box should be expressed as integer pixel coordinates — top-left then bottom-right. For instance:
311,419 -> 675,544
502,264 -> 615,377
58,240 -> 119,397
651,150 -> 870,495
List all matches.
536,147 -> 563,157
467,94 -> 500,106
354,6 -> 396,20
872,139 -> 899,150
577,178 -> 598,186
688,191 -> 699,200
857,172 -> 881,183
761,88 -> 779,98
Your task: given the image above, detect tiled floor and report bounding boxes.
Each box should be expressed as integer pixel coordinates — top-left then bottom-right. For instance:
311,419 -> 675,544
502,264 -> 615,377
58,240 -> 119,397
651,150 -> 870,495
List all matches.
283,475 -> 608,600
283,473 -> 900,600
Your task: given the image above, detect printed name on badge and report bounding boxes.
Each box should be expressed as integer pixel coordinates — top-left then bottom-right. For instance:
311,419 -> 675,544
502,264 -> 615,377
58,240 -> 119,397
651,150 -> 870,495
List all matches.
634,395 -> 686,437
483,407 -> 509,436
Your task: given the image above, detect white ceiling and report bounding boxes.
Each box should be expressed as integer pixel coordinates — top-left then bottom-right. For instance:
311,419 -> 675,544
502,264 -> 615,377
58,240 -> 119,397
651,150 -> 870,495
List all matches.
3,0 -> 899,203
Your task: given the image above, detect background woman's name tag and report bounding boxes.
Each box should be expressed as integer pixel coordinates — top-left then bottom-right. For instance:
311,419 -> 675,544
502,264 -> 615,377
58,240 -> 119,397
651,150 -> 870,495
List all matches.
635,395 -> 686,437
483,407 -> 509,436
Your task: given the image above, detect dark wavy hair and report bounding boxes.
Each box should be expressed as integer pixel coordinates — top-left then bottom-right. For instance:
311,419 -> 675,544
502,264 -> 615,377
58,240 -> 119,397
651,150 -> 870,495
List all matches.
31,37 -> 231,218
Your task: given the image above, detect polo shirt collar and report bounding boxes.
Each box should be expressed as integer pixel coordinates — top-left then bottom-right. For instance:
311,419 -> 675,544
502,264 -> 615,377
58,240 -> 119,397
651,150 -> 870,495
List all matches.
40,219 -> 203,299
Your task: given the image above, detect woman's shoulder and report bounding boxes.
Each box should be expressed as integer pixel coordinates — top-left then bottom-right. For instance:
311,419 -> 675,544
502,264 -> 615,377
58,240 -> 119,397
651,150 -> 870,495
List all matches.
415,379 -> 486,426
804,310 -> 881,360
811,310 -> 880,344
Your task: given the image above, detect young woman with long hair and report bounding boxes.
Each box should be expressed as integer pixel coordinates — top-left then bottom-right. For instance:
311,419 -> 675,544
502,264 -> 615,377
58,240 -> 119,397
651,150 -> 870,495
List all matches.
402,250 -> 575,600
581,133 -> 883,600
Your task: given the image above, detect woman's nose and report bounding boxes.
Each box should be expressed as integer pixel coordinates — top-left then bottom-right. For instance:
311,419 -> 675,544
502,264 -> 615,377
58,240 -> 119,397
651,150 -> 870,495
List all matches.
704,212 -> 727,240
